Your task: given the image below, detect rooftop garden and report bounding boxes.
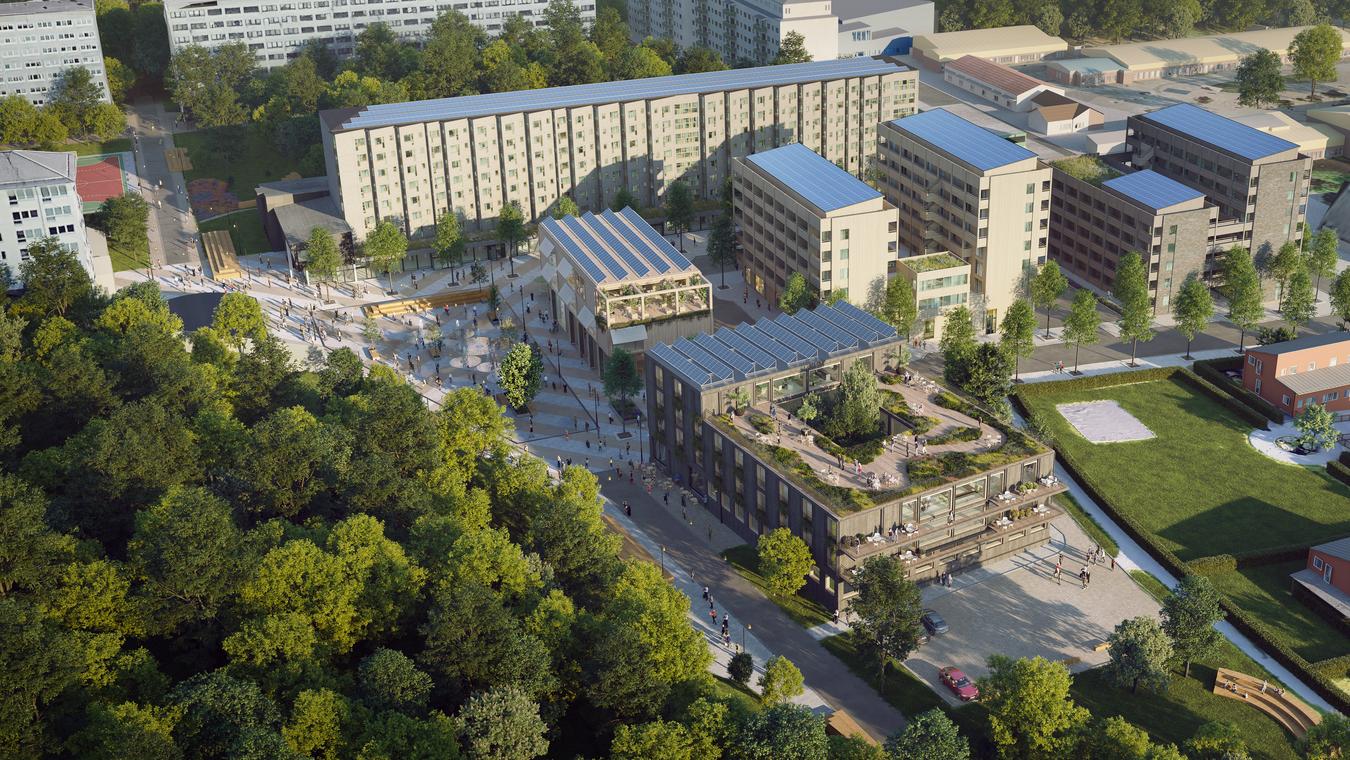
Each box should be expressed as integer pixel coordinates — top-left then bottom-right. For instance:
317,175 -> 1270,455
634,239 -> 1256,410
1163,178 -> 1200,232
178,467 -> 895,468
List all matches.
901,252 -> 966,273
1051,155 -> 1122,186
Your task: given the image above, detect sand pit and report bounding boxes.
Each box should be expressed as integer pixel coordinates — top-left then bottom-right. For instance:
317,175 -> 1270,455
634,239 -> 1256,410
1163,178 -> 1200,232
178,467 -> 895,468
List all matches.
1057,400 -> 1154,443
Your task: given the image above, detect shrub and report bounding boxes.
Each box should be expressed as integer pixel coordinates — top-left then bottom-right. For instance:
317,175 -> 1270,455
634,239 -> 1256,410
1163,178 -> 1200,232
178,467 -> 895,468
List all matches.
728,652 -> 754,685
1192,359 -> 1282,424
748,413 -> 775,436
843,438 -> 884,464
1329,459 -> 1350,488
1186,554 -> 1237,575
927,426 -> 980,445
1174,370 -> 1270,430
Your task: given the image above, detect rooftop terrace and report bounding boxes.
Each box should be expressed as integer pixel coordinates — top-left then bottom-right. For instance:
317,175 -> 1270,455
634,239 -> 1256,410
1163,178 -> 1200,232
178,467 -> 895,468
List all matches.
901,252 -> 966,273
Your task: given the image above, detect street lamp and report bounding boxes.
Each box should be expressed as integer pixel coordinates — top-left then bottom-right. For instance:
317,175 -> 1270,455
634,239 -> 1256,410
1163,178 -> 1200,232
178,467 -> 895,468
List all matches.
660,545 -> 666,575
742,623 -> 751,651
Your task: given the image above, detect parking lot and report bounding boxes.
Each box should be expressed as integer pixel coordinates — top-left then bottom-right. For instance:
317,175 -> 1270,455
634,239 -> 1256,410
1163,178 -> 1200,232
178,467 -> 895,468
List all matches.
903,514 -> 1160,706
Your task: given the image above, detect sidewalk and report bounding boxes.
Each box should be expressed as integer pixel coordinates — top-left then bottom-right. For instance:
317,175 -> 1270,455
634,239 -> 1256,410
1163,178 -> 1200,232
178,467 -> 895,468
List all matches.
1018,346 -> 1238,383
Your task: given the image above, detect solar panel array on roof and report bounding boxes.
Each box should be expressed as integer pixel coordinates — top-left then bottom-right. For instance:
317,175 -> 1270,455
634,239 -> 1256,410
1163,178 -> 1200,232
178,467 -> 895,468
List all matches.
693,334 -> 752,376
795,308 -> 864,350
835,301 -> 898,338
583,211 -> 649,278
741,324 -> 797,364
777,313 -> 841,354
743,143 -> 882,213
649,343 -> 715,387
1102,170 -> 1205,212
541,208 -> 701,285
888,108 -> 1036,171
815,303 -> 882,342
337,59 -> 908,131
673,338 -> 734,381
619,206 -> 692,271
540,217 -> 608,283
1138,103 -> 1298,161
713,327 -> 779,370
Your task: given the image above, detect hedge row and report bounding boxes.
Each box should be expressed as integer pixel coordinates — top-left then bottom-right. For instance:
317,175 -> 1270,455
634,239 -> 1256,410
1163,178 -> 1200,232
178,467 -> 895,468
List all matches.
1173,370 -> 1271,431
1329,459 -> 1350,488
1311,653 -> 1350,679
1192,359 -> 1283,425
1187,554 -> 1237,575
1290,579 -> 1350,638
1340,450 -> 1350,468
1011,381 -> 1350,714
1187,544 -> 1310,574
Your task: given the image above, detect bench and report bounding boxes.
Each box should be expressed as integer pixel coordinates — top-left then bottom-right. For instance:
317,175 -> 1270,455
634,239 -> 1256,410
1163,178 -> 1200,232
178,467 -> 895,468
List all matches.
1212,667 -> 1322,739
361,288 -> 486,318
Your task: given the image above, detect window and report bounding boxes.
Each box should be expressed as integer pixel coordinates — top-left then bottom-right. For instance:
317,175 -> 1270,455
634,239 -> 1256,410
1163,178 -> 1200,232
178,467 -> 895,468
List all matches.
1282,394 -> 1291,405
1314,556 -> 1324,570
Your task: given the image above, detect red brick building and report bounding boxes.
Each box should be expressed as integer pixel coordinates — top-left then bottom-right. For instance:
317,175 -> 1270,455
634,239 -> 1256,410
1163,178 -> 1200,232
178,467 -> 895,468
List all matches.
1242,332 -> 1350,418
1290,537 -> 1350,621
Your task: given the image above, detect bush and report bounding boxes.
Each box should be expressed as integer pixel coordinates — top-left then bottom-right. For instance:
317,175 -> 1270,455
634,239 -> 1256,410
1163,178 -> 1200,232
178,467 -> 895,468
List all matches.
1174,370 -> 1270,431
1192,359 -> 1282,424
728,652 -> 753,685
927,426 -> 980,445
1329,459 -> 1350,488
1186,554 -> 1237,575
1232,544 -> 1316,567
843,437 -> 884,464
748,413 -> 775,436
1013,367 -> 1179,398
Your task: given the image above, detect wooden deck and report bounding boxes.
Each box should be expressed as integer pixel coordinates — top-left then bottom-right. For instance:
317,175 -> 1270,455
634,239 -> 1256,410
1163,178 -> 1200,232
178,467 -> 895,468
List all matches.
1212,667 -> 1322,739
201,230 -> 242,280
361,288 -> 486,318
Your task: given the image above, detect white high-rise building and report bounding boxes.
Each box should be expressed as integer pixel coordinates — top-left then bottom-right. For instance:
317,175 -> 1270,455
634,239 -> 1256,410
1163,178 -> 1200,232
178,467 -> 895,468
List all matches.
0,151 -> 113,291
162,0 -> 594,69
0,0 -> 109,106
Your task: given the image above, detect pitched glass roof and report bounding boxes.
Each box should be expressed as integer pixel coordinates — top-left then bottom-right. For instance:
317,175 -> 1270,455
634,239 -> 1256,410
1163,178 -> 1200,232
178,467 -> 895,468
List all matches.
888,108 -> 1036,171
539,208 -> 700,285
1138,103 -> 1298,161
335,58 -> 908,131
1102,170 -> 1205,211
743,143 -> 882,213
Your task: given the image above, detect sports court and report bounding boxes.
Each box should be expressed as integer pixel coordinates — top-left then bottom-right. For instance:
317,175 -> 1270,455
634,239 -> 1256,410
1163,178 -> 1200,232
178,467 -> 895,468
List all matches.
75,152 -> 133,213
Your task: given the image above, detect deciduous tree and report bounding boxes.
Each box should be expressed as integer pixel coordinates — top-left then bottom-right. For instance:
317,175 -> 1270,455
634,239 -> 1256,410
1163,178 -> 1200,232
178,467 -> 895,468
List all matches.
364,219 -> 408,294
837,359 -> 880,437
456,685 -> 549,760
779,272 -> 813,314
304,226 -> 341,300
1114,251 -> 1154,366
357,647 -> 433,715
1280,263 -> 1315,334
1031,261 -> 1067,338
1063,289 -> 1100,374
1160,574 -> 1223,678
707,214 -> 736,288
758,655 -> 805,705
882,276 -> 918,337
940,304 -> 976,386
1308,227 -> 1338,302
664,181 -> 694,252
756,527 -> 813,598
884,708 -> 970,760
979,655 -> 1089,760
17,237 -> 94,317
498,342 -> 542,409
849,556 -> 923,685
611,720 -> 696,760
212,292 -> 267,351
1105,616 -> 1173,693
1220,246 -> 1263,352
1296,402 -> 1339,451
1291,23 -> 1341,96
1173,275 -> 1213,360
1000,297 -> 1036,381
772,31 -> 813,64
1235,49 -> 1284,108
735,703 -> 828,760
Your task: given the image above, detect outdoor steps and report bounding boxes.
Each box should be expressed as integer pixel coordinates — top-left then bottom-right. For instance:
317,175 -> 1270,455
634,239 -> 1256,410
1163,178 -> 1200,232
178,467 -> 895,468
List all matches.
1212,667 -> 1322,739
201,230 -> 241,280
361,288 -> 486,318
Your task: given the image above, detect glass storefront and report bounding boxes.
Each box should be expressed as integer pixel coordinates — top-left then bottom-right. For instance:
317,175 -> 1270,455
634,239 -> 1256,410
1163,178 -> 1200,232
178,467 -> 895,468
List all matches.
772,371 -> 806,400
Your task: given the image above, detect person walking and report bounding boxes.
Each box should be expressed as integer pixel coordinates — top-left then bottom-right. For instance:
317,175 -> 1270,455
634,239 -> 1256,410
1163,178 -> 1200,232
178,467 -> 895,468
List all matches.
702,586 -> 709,601
709,608 -> 717,625
1079,567 -> 1087,589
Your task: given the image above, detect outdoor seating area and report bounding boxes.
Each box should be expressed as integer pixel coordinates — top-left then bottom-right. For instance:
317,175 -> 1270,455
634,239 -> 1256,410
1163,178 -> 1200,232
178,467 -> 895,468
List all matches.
1212,668 -> 1322,739
361,288 -> 486,318
201,230 -> 242,281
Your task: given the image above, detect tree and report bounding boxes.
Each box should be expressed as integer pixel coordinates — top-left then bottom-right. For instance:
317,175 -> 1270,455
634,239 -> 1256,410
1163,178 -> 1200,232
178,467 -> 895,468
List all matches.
95,192 -> 150,264
849,556 -> 923,684
1082,716 -> 1153,760
603,347 -> 642,430
364,219 -> 407,294
736,703 -> 828,760
1270,241 -> 1304,302
1291,24 -> 1341,97
796,392 -> 819,422
166,43 -> 256,126
1173,276 -> 1213,360
1029,1 -> 1064,36
772,31 -> 812,64
1186,721 -> 1249,760
1063,289 -> 1100,374
1160,574 -> 1223,678
0,95 -> 68,148
756,527 -> 813,598
434,212 -> 465,265
496,201 -> 526,275
413,11 -> 484,98
17,237 -> 94,317
1280,264 -> 1316,335
979,655 -> 1089,760
779,272 -> 813,314
964,343 -> 1013,413
552,195 -> 579,220
1309,228 -> 1338,302
940,305 -> 977,386
1220,246 -> 1264,352
498,342 -> 542,409
168,670 -> 286,760
241,405 -> 346,518
355,23 -> 418,80
1000,298 -> 1036,381
212,292 -> 267,351
358,648 -> 433,715
1031,261 -> 1068,338
0,598 -> 89,756
612,45 -> 673,79
707,214 -> 736,289
1115,251 -> 1154,366
1235,49 -> 1284,108
456,685 -> 549,760
728,651 -> 754,684
678,46 -> 728,73
1331,267 -> 1350,327
1296,402 -> 1340,451
130,3 -> 170,81
1105,616 -> 1173,694
837,359 -> 880,438
884,708 -> 970,760
882,276 -> 918,337
50,66 -> 109,135
612,186 -> 637,212
758,655 -> 805,705
304,226 -> 341,300
664,181 -> 694,252
1301,712 -> 1350,760
611,720 -> 696,760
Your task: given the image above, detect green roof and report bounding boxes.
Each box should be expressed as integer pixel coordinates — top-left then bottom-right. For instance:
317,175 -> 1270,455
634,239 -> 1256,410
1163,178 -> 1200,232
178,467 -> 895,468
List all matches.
902,252 -> 966,273
1052,155 -> 1121,186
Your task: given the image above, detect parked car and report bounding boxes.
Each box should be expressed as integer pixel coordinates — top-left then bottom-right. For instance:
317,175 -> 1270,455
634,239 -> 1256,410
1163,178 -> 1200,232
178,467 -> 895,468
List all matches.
939,667 -> 979,701
921,609 -> 949,635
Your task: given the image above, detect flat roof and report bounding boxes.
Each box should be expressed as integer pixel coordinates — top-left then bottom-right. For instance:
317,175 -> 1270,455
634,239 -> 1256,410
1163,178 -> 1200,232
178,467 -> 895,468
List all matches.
0,0 -> 92,15
1249,330 -> 1350,356
888,108 -> 1036,171
1046,57 -> 1123,75
1137,104 -> 1299,161
539,207 -> 699,286
1086,26 -> 1350,71
649,301 -> 898,390
329,58 -> 910,132
743,143 -> 881,213
912,25 -> 1067,61
1308,104 -> 1350,132
1102,170 -> 1204,212
945,55 -> 1046,97
1235,111 -> 1344,151
833,0 -> 931,20
0,150 -> 76,187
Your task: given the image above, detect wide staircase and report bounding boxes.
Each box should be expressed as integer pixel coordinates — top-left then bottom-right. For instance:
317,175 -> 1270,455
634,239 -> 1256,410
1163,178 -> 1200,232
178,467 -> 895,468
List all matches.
361,288 -> 486,318
1212,668 -> 1322,739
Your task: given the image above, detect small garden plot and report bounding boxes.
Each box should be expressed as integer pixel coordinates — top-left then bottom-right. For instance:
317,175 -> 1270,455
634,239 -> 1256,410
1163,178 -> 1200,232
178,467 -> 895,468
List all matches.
1056,400 -> 1154,443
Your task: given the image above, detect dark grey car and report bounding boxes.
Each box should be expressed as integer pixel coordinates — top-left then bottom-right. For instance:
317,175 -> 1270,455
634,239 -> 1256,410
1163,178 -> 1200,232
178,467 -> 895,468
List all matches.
921,609 -> 949,635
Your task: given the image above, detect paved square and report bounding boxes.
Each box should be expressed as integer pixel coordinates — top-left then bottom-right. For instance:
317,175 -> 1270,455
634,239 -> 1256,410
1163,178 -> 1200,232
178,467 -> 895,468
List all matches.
1057,400 -> 1155,443
904,514 -> 1160,705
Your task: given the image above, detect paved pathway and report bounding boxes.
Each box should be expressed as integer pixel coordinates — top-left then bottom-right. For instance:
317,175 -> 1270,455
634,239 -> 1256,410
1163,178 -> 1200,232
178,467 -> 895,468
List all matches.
126,100 -> 200,269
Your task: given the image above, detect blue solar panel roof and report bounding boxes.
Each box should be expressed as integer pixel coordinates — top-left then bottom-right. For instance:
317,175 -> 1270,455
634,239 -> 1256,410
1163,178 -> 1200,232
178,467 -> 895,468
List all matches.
744,143 -> 882,213
541,208 -> 701,285
333,59 -> 909,131
1138,104 -> 1298,161
1102,170 -> 1205,212
888,109 -> 1036,171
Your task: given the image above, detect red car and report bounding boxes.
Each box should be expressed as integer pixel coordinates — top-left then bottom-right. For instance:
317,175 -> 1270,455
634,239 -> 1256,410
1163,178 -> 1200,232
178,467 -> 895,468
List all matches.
940,667 -> 979,702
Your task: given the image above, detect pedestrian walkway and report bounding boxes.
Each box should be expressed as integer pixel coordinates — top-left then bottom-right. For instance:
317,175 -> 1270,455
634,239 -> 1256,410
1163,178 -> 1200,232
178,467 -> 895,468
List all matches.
1019,346 -> 1239,383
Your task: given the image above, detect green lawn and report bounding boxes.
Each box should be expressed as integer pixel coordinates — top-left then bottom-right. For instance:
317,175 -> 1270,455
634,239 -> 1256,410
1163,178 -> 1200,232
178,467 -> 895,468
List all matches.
1210,561 -> 1348,663
68,138 -> 133,156
1022,377 -> 1350,561
173,126 -> 307,198
197,210 -> 271,256
108,240 -> 149,272
1129,569 -> 1171,603
720,544 -> 832,628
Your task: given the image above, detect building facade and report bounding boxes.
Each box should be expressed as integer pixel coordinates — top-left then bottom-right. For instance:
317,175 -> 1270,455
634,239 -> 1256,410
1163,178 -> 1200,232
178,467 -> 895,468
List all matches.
0,150 -> 110,290
1291,537 -> 1350,621
910,25 -> 1067,70
629,0 -> 838,66
878,108 -> 1051,334
321,58 -> 918,240
1242,332 -> 1350,418
1083,26 -> 1350,86
163,0 -> 592,68
537,207 -> 713,370
0,0 -> 108,106
731,143 -> 899,307
834,0 -> 932,58
644,302 -> 1064,611
941,55 -> 1060,112
896,251 -> 969,340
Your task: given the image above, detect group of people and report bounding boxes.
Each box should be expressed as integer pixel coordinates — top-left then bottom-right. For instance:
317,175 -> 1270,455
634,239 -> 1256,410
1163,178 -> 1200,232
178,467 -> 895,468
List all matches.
702,587 -> 736,649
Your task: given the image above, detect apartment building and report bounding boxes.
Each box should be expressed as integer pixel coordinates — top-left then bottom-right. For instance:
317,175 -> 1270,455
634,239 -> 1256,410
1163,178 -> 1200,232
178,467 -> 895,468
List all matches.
834,0 -> 933,58
644,301 -> 1063,611
878,108 -> 1051,334
321,58 -> 918,241
162,0 -> 593,68
0,150 -> 112,291
1126,104 -> 1311,296
537,207 -> 713,369
731,143 -> 899,307
0,0 -> 108,106
1242,331 -> 1350,418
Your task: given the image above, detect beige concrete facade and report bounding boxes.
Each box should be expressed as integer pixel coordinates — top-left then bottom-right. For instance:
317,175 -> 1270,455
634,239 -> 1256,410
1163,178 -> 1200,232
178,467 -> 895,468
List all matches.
896,252 -> 969,339
631,0 -> 839,65
1085,25 -> 1350,85
910,25 -> 1067,70
320,59 -> 918,241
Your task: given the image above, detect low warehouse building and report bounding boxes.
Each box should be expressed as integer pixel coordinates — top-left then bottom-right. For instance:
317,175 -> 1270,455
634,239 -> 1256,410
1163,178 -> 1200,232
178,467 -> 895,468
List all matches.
942,55 -> 1062,111
910,25 -> 1067,70
1084,26 -> 1350,85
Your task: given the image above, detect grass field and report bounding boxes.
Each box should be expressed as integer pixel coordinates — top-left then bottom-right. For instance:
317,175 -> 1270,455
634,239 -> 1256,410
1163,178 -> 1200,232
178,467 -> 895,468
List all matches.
720,545 -> 832,628
68,138 -> 133,157
1210,561 -> 1348,663
174,127 -> 306,198
1022,377 -> 1350,561
197,210 -> 271,256
108,241 -> 149,272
